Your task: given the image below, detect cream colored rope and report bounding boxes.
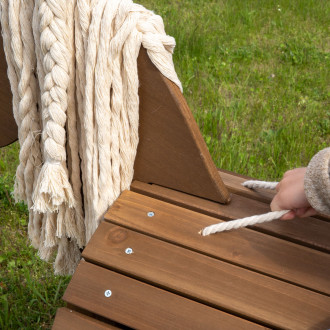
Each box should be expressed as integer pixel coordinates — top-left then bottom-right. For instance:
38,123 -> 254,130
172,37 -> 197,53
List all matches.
1,0 -> 181,274
201,181 -> 291,236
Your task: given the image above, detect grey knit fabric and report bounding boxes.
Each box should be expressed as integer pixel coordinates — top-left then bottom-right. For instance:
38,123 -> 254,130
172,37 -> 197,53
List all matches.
304,148 -> 330,216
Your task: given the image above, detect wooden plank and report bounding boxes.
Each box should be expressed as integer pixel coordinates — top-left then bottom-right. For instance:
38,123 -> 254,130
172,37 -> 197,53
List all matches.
52,308 -> 119,330
63,260 -> 262,330
134,47 -> 230,204
0,32 -> 17,148
131,180 -> 273,220
219,169 -> 275,203
83,222 -> 330,330
131,180 -> 330,253
105,191 -> 330,295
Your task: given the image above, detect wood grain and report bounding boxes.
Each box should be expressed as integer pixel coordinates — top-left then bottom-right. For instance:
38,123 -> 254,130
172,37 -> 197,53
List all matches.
131,180 -> 330,253
63,260 -> 263,330
218,169 -> 275,203
134,47 -> 230,204
0,32 -> 17,148
83,222 -> 330,330
104,191 -> 330,295
52,308 -> 119,330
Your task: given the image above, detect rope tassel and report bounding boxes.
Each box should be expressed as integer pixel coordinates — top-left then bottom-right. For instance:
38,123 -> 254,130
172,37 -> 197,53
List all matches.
201,180 -> 290,236
32,0 -> 76,213
32,162 -> 75,212
1,0 -> 182,274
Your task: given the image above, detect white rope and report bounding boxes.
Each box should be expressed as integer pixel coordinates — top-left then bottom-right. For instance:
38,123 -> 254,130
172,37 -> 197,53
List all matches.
201,180 -> 290,236
242,180 -> 278,190
2,0 -> 182,274
200,210 -> 290,236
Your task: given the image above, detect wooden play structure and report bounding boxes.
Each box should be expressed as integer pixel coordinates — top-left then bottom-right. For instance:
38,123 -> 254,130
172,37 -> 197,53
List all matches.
1,43 -> 330,328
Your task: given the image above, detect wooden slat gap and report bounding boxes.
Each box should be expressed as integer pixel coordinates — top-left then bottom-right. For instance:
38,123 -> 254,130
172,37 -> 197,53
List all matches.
53,307 -> 125,330
64,303 -> 132,329
102,218 -> 330,298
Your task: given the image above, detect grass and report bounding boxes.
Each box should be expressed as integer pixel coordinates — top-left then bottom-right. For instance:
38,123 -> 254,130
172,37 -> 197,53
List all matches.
0,145 -> 71,329
1,0 -> 329,328
142,0 -> 329,179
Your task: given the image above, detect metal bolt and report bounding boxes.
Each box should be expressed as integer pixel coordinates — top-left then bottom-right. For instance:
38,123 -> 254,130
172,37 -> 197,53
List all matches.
147,211 -> 155,217
104,290 -> 112,298
125,248 -> 133,255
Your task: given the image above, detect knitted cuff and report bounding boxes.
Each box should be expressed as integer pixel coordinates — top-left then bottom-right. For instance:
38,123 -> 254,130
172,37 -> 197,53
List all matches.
304,148 -> 330,216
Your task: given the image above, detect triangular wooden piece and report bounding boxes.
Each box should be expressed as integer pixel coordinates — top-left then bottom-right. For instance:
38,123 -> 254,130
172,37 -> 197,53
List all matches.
0,34 -> 17,148
134,48 -> 230,204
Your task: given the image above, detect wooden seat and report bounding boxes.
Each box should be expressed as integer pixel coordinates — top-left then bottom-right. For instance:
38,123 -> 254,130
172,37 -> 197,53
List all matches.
62,187 -> 330,329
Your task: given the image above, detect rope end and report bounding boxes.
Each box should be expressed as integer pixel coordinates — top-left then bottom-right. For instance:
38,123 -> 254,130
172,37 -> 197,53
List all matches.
32,162 -> 76,213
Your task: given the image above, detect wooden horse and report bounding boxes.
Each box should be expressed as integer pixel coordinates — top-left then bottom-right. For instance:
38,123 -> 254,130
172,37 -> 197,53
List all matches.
1,38 -> 329,328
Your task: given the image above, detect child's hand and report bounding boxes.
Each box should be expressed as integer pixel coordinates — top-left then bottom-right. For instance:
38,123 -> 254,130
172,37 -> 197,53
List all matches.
270,168 -> 317,220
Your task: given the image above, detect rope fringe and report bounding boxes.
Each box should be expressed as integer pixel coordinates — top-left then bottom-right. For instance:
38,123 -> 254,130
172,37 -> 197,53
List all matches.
2,0 -> 181,274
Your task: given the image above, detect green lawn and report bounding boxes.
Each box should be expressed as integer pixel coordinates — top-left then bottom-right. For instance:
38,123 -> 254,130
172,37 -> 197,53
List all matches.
1,0 -> 329,328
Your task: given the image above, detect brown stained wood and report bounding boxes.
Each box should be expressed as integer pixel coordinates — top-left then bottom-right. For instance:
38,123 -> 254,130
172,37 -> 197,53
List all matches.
105,191 -> 330,295
83,222 -> 330,330
134,47 -> 230,204
0,33 -> 17,148
63,260 -> 262,330
218,169 -> 275,203
52,308 -> 119,330
130,180 -> 271,220
131,180 -> 330,253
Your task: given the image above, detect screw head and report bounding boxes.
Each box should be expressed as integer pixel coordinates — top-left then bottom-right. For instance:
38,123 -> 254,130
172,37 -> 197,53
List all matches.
104,290 -> 112,298
125,248 -> 133,255
147,211 -> 155,217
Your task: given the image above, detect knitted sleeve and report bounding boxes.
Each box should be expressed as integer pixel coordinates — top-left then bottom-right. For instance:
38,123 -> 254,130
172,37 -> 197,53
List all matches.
304,147 -> 330,215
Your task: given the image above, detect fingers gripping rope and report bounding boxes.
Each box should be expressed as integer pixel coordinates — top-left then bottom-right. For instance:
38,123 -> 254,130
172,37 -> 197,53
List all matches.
200,181 -> 290,236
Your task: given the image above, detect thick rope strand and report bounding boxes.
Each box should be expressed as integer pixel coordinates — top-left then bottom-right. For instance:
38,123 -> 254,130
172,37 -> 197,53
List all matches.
19,0 -> 43,245
32,0 -> 75,213
201,210 -> 290,236
201,180 -> 290,236
243,180 -> 278,190
1,0 -> 183,275
82,0 -> 106,242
